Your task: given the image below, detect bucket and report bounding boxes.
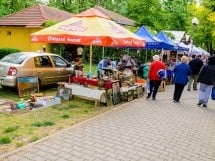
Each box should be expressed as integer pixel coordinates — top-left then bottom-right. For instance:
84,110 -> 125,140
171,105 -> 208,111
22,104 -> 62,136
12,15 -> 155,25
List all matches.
16,102 -> 26,109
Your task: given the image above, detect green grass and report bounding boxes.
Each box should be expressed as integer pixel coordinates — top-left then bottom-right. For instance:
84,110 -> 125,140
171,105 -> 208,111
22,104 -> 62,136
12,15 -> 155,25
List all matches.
83,63 -> 97,75
0,63 -> 107,154
0,85 -> 111,154
4,126 -> 20,133
31,121 -> 55,127
61,114 -> 70,119
0,135 -> 11,144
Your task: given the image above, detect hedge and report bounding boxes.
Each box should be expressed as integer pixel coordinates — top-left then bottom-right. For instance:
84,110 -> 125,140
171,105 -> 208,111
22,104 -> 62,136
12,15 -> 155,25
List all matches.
0,48 -> 21,59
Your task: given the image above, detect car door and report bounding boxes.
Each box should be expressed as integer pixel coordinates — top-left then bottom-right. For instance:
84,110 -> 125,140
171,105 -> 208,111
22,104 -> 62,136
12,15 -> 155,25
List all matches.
51,55 -> 71,83
34,56 -> 56,85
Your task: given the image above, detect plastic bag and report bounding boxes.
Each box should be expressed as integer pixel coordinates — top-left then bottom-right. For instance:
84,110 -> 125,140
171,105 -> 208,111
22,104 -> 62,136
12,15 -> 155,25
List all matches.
146,81 -> 150,94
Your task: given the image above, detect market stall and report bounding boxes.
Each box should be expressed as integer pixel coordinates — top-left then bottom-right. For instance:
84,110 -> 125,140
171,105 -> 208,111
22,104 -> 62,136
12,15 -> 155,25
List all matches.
30,7 -> 146,106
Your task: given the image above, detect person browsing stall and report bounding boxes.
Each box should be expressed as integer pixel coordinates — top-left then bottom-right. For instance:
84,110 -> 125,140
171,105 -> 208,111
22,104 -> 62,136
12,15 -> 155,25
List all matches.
74,57 -> 84,76
97,58 -> 111,76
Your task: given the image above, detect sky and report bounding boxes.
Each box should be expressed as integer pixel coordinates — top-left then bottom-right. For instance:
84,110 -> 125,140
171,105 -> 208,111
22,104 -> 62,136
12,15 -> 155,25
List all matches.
196,0 -> 200,6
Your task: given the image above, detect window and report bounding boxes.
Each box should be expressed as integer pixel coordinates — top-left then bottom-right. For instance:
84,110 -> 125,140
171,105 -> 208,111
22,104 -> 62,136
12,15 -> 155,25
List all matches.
0,53 -> 28,64
34,57 -> 41,67
51,56 -> 68,67
7,31 -> 12,36
35,56 -> 52,68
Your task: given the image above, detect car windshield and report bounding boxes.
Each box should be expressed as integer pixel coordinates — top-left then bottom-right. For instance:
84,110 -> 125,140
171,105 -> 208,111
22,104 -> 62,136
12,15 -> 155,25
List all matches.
0,53 -> 29,64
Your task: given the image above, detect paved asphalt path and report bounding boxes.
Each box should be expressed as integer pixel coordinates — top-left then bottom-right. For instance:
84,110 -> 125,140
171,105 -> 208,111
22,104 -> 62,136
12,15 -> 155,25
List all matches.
1,84 -> 215,161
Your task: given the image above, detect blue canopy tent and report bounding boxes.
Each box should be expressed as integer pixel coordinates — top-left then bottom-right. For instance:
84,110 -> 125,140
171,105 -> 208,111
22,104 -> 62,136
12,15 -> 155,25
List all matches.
136,26 -> 175,63
156,31 -> 179,51
156,31 -> 189,51
136,26 -> 173,50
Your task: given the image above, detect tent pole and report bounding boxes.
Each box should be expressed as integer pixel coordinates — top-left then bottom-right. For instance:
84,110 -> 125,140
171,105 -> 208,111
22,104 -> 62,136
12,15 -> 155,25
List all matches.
160,48 -> 164,61
90,45 -> 92,73
145,50 -> 147,63
102,46 -> 105,59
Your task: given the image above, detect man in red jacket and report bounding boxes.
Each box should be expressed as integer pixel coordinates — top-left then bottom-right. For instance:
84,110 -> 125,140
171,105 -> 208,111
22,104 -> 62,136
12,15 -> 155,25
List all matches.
147,54 -> 166,100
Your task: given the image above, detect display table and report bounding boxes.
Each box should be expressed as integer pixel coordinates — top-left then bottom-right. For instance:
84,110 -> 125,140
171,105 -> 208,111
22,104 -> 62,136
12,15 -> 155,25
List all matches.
64,83 -> 106,107
70,76 -> 112,90
120,85 -> 143,101
120,86 -> 137,101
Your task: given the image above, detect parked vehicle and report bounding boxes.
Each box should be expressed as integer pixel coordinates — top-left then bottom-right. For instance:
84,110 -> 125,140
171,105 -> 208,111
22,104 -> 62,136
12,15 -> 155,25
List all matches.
0,52 -> 73,88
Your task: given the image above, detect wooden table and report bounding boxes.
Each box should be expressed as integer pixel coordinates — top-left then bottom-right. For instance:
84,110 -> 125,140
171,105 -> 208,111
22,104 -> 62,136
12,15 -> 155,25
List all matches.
64,83 -> 107,107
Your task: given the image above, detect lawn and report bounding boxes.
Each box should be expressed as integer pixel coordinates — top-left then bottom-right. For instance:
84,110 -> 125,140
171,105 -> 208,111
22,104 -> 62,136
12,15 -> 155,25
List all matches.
0,83 -> 111,155
82,63 -> 98,75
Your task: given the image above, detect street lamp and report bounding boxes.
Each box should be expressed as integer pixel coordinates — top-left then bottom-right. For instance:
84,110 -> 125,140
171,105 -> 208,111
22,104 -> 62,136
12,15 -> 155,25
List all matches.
190,17 -> 199,55
192,17 -> 199,26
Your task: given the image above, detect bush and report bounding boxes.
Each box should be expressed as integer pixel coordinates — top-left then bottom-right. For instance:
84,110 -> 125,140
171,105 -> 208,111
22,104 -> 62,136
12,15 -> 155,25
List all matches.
0,48 -> 21,59
31,121 -> 55,127
0,135 -> 11,144
4,125 -> 19,133
61,114 -> 70,119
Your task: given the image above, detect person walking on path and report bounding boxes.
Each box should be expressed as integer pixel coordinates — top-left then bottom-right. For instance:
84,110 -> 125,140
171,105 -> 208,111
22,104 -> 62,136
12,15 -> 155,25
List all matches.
187,55 -> 203,91
147,55 -> 166,100
143,62 -> 151,94
172,56 -> 191,103
197,55 -> 215,107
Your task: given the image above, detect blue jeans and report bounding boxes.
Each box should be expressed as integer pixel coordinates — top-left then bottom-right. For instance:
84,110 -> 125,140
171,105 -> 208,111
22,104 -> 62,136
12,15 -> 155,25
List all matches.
198,83 -> 213,105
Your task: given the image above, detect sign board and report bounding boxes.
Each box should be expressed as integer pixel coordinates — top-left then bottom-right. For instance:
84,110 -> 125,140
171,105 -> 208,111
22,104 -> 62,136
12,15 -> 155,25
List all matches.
17,77 -> 39,97
112,81 -> 120,105
56,86 -> 72,101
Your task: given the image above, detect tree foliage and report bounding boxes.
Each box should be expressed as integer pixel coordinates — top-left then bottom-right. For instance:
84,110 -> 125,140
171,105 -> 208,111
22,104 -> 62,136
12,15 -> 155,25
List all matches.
162,0 -> 190,31
202,0 -> 215,11
0,0 -> 41,17
185,1 -> 215,53
48,0 -> 119,14
125,0 -> 166,31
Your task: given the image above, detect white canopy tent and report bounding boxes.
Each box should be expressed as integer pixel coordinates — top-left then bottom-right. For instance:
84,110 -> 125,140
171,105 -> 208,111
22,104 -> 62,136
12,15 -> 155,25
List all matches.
178,42 -> 203,55
197,47 -> 210,56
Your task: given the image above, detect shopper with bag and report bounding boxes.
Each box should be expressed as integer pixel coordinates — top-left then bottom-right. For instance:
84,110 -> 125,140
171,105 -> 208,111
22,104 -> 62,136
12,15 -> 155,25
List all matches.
197,55 -> 215,107
147,55 -> 166,100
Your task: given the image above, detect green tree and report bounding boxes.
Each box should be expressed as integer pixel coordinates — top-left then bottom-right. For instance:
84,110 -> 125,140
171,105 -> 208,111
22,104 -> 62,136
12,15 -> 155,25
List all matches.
162,0 -> 190,30
0,0 -> 40,17
202,0 -> 215,11
48,0 -> 117,14
126,0 -> 167,31
186,2 -> 215,53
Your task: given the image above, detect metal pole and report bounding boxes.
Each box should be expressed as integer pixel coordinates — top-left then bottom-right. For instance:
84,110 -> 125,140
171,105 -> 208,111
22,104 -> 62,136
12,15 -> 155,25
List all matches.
90,45 -> 92,72
145,50 -> 148,63
102,46 -> 105,59
190,25 -> 194,56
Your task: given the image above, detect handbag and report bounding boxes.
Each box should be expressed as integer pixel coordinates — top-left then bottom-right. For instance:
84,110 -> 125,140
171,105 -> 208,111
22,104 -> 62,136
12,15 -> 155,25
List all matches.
211,86 -> 215,100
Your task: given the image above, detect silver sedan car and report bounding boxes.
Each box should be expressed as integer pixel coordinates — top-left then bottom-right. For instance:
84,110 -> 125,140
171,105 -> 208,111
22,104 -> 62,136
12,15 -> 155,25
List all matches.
0,52 -> 73,88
